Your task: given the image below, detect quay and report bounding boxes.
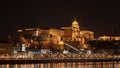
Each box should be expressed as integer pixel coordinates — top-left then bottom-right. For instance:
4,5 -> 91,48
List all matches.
0,58 -> 120,64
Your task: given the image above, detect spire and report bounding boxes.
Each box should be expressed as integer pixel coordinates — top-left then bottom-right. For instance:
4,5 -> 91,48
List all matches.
74,17 -> 77,22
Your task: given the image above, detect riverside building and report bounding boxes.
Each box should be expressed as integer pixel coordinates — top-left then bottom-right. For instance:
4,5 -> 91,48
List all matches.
16,19 -> 94,51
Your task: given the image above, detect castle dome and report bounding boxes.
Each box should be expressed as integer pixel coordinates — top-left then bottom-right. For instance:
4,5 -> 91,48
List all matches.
72,19 -> 79,25
72,19 -> 79,30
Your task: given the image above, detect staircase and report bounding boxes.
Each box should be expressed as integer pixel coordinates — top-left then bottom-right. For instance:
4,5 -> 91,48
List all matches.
64,42 -> 80,53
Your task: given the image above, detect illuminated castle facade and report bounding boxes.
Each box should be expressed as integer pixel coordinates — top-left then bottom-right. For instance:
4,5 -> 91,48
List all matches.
61,19 -> 94,42
17,19 -> 94,50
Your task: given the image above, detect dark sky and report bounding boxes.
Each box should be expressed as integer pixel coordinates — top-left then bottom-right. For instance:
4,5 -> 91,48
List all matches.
1,0 -> 120,40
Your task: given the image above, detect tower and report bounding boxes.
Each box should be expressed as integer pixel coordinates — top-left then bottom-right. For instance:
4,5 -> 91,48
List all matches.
21,43 -> 26,52
72,18 -> 80,31
72,18 -> 80,41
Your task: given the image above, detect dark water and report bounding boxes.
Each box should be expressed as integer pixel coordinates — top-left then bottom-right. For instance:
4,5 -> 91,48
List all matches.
0,62 -> 120,68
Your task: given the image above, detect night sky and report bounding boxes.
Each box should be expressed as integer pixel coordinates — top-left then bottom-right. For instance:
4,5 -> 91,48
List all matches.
1,0 -> 120,40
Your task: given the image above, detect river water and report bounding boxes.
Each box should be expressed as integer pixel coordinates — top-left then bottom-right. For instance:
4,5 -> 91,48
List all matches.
0,62 -> 120,68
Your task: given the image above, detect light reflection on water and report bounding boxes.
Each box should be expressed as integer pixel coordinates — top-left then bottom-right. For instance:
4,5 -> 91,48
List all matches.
0,62 -> 120,68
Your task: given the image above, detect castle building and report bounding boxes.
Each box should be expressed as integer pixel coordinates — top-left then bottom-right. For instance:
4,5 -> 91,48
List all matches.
61,19 -> 81,42
17,19 -> 94,50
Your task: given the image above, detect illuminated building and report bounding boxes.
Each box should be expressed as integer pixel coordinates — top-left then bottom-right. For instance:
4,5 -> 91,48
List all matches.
38,28 -> 64,50
61,19 -> 81,42
16,18 -> 94,50
18,28 -> 64,50
98,35 -> 120,41
61,27 -> 72,42
61,19 -> 94,48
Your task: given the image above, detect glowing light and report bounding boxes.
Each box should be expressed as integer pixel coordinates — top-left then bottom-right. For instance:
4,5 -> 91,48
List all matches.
18,30 -> 23,32
25,28 -> 34,31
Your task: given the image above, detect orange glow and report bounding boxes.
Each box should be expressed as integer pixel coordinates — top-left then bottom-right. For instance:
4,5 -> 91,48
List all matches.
25,28 -> 34,31
18,30 -> 23,32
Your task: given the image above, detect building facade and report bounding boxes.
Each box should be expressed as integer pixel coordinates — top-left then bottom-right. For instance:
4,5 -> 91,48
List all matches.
16,19 -> 94,50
